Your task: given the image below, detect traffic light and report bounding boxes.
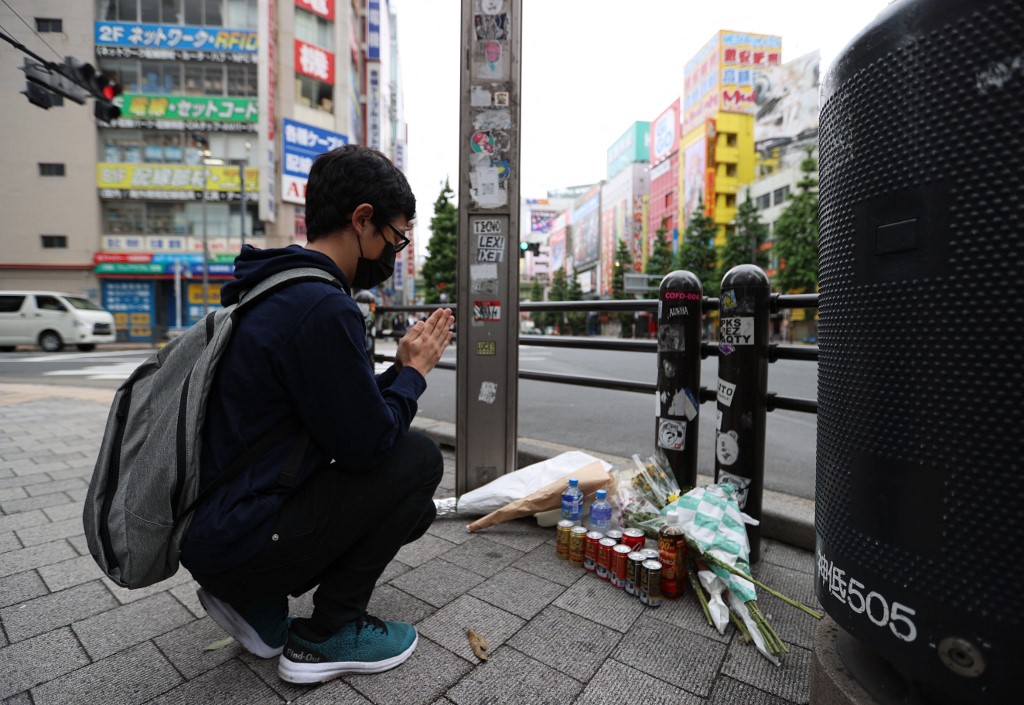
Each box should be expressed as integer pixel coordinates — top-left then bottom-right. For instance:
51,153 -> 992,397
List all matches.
519,242 -> 540,257
20,59 -> 89,106
65,58 -> 122,122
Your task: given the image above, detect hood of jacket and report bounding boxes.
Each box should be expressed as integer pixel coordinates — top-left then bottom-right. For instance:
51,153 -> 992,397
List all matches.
221,244 -> 350,305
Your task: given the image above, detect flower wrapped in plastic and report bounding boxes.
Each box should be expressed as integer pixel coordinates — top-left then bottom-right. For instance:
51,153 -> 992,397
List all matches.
610,454 -> 681,537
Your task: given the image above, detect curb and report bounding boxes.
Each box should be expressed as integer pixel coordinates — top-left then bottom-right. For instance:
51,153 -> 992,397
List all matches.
411,415 -> 816,552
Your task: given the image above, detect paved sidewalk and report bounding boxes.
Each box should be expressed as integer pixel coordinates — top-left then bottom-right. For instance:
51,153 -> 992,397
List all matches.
0,383 -> 820,704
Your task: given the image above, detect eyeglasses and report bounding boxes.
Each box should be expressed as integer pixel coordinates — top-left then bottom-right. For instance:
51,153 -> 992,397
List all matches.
385,222 -> 411,253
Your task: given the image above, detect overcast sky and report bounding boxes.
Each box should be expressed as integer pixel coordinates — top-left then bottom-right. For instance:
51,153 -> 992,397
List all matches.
395,0 -> 893,260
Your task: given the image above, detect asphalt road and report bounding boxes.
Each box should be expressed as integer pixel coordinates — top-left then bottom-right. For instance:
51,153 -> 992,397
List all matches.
0,341 -> 818,499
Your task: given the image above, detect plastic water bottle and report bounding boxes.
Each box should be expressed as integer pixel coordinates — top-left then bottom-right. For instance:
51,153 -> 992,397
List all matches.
589,489 -> 612,532
561,478 -> 583,524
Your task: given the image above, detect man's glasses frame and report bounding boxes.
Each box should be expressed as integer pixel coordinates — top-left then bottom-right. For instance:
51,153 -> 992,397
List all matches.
385,223 -> 411,253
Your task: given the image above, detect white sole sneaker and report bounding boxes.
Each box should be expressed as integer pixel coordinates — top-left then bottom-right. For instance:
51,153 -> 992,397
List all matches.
277,634 -> 418,684
196,588 -> 285,659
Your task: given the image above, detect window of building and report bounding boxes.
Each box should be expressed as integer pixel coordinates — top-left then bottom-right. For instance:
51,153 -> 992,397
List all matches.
725,133 -> 738,147
295,8 -> 333,48
664,193 -> 671,209
141,62 -> 181,94
39,163 -> 66,177
295,75 -> 333,112
725,194 -> 736,208
725,163 -> 737,178
773,186 -> 790,206
225,0 -> 257,27
755,193 -> 772,210
226,64 -> 256,96
35,18 -> 63,32
103,201 -> 256,237
104,202 -> 146,234
103,132 -> 145,163
40,235 -> 68,249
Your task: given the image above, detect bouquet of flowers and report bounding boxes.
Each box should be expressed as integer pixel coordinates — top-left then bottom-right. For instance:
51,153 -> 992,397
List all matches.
610,454 -> 681,537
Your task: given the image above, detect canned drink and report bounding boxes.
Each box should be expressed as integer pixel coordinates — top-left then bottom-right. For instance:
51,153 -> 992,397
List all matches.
639,548 -> 660,561
583,531 -> 603,573
604,529 -> 623,544
639,559 -> 664,607
596,538 -> 616,580
568,526 -> 588,567
555,520 -> 574,559
625,552 -> 646,595
610,544 -> 632,588
621,528 -> 645,551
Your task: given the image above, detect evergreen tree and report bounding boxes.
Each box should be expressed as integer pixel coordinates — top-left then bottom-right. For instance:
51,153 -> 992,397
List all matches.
566,270 -> 586,335
677,197 -> 720,298
645,227 -> 675,295
774,149 -> 820,293
719,189 -> 770,281
420,180 -> 457,304
548,267 -> 568,333
611,238 -> 636,337
528,277 -> 544,328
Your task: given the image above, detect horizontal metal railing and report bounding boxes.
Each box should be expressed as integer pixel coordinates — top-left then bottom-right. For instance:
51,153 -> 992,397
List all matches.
374,294 -> 818,414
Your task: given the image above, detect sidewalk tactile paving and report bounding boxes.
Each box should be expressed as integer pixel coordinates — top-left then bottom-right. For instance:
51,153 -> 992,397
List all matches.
0,628 -> 90,700
146,659 -> 283,705
576,658 -> 704,705
390,559 -> 486,608
415,594 -> 524,663
721,637 -> 812,704
72,591 -> 195,660
1,580 -> 117,642
30,641 -> 183,705
446,645 -> 583,705
433,536 -> 524,578
468,566 -> 564,619
152,616 -> 244,679
553,575 -> 646,632
346,636 -> 473,705
507,605 -> 622,682
613,614 -> 728,697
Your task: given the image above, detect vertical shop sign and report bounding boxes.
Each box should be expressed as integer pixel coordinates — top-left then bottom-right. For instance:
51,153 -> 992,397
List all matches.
258,0 -> 277,222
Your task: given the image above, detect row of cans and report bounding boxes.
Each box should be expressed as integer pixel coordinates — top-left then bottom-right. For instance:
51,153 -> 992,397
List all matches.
555,521 -> 664,607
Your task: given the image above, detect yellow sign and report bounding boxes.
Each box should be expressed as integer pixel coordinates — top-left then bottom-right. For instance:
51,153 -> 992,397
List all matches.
129,312 -> 151,324
96,163 -> 259,192
188,283 -> 222,305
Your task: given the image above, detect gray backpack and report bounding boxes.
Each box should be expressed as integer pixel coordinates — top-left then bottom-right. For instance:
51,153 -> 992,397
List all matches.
83,267 -> 341,589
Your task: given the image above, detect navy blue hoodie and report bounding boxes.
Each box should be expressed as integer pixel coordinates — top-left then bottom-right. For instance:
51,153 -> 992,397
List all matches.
180,244 -> 426,573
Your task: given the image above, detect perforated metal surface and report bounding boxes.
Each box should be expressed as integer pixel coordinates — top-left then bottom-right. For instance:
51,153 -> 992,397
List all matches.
816,0 -> 1023,698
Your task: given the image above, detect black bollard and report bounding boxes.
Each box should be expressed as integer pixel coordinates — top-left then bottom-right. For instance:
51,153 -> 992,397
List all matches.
656,270 -> 703,491
714,264 -> 770,563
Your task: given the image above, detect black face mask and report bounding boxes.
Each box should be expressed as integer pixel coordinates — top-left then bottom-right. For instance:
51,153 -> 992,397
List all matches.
351,236 -> 396,289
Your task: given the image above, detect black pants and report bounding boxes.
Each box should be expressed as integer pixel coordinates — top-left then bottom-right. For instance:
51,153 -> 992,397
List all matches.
192,431 -> 443,629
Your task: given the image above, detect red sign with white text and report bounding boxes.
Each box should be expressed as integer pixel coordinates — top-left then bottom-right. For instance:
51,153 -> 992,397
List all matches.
294,39 -> 335,84
94,253 -> 153,264
295,0 -> 334,20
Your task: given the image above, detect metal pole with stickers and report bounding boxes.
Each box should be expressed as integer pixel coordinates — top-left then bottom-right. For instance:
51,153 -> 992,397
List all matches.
714,264 -> 771,563
455,0 -> 522,495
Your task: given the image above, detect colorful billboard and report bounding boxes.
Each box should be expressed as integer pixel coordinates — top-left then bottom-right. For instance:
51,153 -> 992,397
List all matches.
683,35 -> 720,136
367,0 -> 381,60
295,39 -> 335,84
651,99 -> 680,166
606,122 -> 650,180
720,32 -> 782,114
682,139 -> 706,228
282,118 -> 348,205
295,0 -> 334,20
95,22 -> 257,62
549,212 -> 568,273
97,164 -> 259,198
113,94 -> 257,123
754,50 -> 820,155
572,187 -> 601,269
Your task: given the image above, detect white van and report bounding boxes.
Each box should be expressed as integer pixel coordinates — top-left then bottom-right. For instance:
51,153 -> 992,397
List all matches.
0,291 -> 116,352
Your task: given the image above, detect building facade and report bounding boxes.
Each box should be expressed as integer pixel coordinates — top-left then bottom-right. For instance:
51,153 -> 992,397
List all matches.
648,98 -> 680,256
0,0 -> 409,341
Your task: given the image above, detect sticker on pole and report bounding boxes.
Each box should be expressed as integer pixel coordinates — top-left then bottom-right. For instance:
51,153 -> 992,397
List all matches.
478,381 -> 498,404
657,418 -> 687,450
717,378 -> 737,407
717,469 -> 752,508
719,317 -> 754,345
716,430 -> 740,466
473,301 -> 501,321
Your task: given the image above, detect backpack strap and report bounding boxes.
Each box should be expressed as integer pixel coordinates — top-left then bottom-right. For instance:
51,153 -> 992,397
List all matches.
237,267 -> 342,311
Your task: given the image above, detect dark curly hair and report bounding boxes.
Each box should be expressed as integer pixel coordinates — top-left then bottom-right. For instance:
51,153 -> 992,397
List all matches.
304,145 -> 416,242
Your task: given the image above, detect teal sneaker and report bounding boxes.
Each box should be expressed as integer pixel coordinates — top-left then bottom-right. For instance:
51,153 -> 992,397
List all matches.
197,588 -> 291,659
277,614 -> 418,684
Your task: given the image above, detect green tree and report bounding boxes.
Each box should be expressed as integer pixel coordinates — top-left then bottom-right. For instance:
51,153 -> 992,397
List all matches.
420,180 -> 457,304
548,267 -> 568,333
528,277 -> 544,328
645,227 -> 675,295
611,238 -> 636,337
774,149 -> 819,293
565,270 -> 586,335
719,189 -> 770,281
678,197 -> 720,298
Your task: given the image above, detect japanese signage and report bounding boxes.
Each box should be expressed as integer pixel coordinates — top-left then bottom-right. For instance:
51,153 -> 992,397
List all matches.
97,163 -> 259,196
258,0 -> 277,222
282,118 -> 348,205
295,39 -> 335,84
572,187 -> 601,269
95,21 -> 257,63
651,99 -> 680,165
606,121 -> 650,180
295,0 -> 334,20
754,50 -> 820,159
103,281 -> 155,341
114,94 -> 257,123
367,65 -> 382,149
367,0 -> 381,60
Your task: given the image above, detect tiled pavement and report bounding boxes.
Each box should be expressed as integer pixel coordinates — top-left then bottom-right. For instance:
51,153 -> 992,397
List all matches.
0,383 -> 821,704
